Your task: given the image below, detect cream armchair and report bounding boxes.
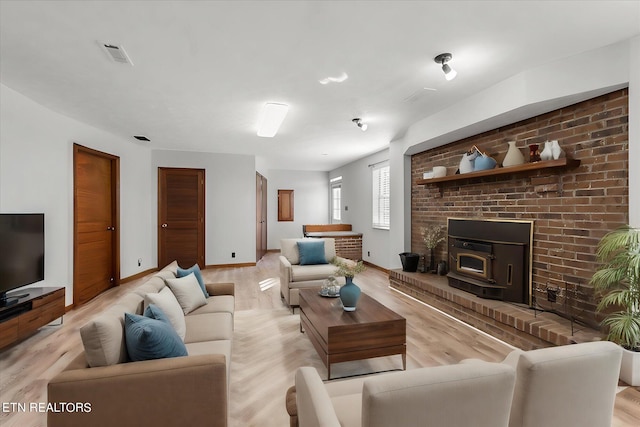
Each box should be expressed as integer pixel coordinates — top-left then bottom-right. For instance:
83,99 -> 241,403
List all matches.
295,362 -> 517,427
500,341 -> 622,427
279,238 -> 349,311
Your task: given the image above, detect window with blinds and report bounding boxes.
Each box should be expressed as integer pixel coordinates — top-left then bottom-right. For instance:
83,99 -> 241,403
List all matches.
330,176 -> 342,223
372,162 -> 390,230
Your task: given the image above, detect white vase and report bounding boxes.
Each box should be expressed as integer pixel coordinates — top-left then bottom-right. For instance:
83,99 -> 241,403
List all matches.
540,141 -> 553,161
459,151 -> 478,174
502,141 -> 525,167
551,140 -> 564,160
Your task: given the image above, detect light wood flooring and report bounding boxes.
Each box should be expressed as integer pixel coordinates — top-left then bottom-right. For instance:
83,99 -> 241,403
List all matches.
1,252 -> 639,426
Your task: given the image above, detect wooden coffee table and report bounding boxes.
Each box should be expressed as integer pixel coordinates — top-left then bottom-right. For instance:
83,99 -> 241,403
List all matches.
299,288 -> 406,379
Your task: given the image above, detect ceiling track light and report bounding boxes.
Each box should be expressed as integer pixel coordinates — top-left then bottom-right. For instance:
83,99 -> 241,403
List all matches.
434,53 -> 457,81
352,118 -> 368,131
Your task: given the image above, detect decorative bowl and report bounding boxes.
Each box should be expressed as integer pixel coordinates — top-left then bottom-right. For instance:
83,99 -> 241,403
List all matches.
474,154 -> 497,171
432,166 -> 447,178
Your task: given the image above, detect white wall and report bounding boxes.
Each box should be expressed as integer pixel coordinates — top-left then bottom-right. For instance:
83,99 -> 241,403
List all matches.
387,38 -> 638,266
267,169 -> 329,249
629,36 -> 640,228
151,150 -> 256,265
330,149 -> 391,268
0,84 -> 154,306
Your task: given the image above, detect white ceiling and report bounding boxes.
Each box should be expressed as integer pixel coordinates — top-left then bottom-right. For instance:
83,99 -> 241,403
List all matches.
1,1 -> 639,171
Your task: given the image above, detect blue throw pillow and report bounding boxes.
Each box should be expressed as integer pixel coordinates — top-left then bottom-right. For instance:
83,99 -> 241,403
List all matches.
297,240 -> 327,265
177,264 -> 208,297
124,312 -> 188,362
144,303 -> 171,324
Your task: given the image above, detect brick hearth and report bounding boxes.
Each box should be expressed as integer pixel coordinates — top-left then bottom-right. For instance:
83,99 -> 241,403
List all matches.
390,269 -> 601,351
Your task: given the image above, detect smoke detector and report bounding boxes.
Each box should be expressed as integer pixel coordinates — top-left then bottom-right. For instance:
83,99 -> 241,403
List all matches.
99,42 -> 134,65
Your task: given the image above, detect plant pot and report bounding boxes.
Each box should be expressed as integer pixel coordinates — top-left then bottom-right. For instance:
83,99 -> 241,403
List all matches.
399,252 -> 420,272
620,347 -> 640,386
437,260 -> 448,276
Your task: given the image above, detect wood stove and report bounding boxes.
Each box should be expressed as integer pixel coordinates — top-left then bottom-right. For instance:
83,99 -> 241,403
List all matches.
447,218 -> 533,304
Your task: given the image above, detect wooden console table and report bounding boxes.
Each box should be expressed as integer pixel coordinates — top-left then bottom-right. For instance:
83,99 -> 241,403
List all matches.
0,287 -> 65,350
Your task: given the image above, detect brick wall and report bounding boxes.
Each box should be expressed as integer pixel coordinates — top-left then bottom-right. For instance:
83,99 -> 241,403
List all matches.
335,235 -> 363,261
410,89 -> 629,327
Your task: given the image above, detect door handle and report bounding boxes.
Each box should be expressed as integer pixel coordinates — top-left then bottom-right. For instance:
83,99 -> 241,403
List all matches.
161,223 -> 168,228
107,226 -> 115,231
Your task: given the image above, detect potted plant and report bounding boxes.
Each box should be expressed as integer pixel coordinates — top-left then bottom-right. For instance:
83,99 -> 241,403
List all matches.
331,258 -> 366,312
590,225 -> 640,385
421,224 -> 446,273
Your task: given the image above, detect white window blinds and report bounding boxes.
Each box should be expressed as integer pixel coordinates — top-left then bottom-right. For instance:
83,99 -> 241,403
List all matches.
372,162 -> 390,230
330,177 -> 342,223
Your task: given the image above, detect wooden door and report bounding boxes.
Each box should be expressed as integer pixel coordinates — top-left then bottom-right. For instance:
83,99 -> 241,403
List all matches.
73,144 -> 120,307
256,173 -> 268,261
158,168 -> 205,269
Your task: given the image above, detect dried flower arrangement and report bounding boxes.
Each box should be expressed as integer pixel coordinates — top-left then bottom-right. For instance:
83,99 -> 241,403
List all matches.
331,258 -> 366,278
421,224 -> 445,249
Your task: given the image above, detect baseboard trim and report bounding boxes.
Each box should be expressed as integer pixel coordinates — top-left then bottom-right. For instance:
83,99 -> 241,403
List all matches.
206,262 -> 256,269
363,261 -> 389,274
120,268 -> 157,284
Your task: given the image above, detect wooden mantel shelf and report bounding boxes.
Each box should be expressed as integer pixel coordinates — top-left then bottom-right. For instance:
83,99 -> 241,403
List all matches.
417,158 -> 581,185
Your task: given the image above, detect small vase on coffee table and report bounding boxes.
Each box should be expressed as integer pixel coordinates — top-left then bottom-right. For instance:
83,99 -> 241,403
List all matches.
339,277 -> 361,311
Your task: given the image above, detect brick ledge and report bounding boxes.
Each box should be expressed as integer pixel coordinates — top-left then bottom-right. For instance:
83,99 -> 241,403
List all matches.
389,269 -> 602,350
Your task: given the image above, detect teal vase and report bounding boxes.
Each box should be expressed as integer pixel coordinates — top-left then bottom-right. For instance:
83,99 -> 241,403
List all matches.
339,276 -> 361,312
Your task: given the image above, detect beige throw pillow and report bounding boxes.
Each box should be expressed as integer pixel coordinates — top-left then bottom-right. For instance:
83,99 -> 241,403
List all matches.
80,311 -> 127,367
79,293 -> 144,367
165,273 -> 208,315
144,287 -> 186,340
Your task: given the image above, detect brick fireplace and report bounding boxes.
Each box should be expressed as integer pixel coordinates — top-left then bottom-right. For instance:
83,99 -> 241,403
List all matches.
406,89 -> 629,335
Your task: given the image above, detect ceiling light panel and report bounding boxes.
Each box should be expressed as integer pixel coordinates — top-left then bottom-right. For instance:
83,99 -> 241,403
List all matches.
257,103 -> 289,137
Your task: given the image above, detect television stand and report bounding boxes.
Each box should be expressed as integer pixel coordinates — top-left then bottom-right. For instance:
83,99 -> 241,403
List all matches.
1,293 -> 30,306
0,287 -> 65,350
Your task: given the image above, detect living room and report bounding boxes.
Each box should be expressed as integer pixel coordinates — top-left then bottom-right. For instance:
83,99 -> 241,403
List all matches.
1,1 -> 640,426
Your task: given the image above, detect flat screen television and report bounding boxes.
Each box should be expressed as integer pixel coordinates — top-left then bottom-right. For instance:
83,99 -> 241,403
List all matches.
0,213 -> 45,303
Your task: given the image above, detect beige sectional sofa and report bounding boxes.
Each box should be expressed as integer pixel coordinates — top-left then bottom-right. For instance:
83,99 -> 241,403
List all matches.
279,238 -> 350,311
47,262 -> 235,427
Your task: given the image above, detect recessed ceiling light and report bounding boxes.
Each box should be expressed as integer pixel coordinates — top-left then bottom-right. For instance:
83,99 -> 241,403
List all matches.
257,103 -> 289,137
133,135 -> 150,142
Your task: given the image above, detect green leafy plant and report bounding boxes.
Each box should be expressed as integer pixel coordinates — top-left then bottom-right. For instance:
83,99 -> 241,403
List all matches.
331,258 -> 366,278
590,225 -> 640,351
